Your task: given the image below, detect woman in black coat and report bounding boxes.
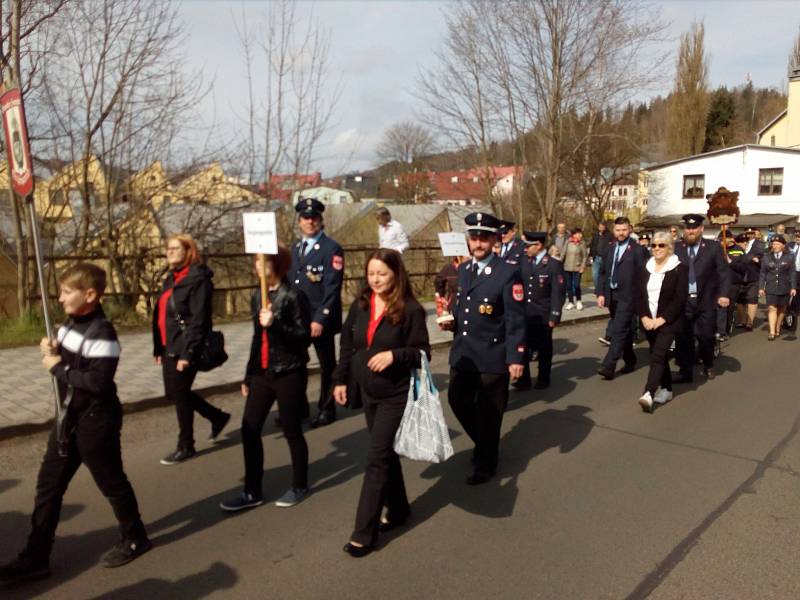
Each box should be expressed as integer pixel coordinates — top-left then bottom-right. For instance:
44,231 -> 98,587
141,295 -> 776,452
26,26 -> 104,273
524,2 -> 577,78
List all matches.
635,231 -> 688,413
220,245 -> 312,512
758,235 -> 797,340
153,234 -> 230,465
332,249 -> 431,557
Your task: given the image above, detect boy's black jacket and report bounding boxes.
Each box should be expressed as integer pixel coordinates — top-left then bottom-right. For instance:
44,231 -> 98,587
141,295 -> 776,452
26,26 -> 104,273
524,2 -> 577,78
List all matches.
51,306 -> 121,414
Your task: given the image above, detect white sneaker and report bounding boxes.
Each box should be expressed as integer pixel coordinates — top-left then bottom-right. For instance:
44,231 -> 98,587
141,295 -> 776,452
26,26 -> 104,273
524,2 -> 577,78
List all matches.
654,388 -> 673,404
564,302 -> 575,310
576,301 -> 583,311
638,391 -> 653,413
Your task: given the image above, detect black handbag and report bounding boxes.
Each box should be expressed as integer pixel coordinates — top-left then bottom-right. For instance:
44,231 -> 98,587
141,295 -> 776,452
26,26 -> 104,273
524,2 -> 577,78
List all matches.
170,295 -> 228,371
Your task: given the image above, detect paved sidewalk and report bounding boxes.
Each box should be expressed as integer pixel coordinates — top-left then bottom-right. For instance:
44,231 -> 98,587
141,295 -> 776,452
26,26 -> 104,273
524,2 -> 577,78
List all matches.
0,295 -> 606,433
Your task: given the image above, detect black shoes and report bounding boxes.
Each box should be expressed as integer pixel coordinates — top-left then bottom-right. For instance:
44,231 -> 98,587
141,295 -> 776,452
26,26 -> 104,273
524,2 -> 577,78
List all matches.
379,512 -> 410,533
343,542 -> 372,558
311,413 -> 336,428
511,378 -> 532,391
534,379 -> 550,390
160,447 -> 196,465
220,492 -> 265,512
101,537 -> 153,568
704,367 -> 716,380
619,362 -> 636,375
597,366 -> 615,380
0,552 -> 50,586
672,372 -> 693,384
466,469 -> 495,485
210,412 -> 231,443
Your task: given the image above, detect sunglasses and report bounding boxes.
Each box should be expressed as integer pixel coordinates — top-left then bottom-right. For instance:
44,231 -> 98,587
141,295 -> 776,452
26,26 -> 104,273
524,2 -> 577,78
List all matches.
652,243 -> 668,248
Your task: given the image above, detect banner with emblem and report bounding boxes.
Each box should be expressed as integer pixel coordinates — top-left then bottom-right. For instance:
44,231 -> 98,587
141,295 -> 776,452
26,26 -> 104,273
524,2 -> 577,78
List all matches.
0,87 -> 34,197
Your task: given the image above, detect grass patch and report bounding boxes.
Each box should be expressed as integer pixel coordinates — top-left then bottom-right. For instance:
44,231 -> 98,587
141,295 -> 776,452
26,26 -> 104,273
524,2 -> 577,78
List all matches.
0,310 -> 64,349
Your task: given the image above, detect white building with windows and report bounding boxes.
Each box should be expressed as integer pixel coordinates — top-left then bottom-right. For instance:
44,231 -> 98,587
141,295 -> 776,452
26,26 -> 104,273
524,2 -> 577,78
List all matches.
640,144 -> 800,223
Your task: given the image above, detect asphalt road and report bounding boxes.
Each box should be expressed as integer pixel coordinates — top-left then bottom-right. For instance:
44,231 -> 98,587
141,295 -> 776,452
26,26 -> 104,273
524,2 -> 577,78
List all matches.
1,320 -> 799,599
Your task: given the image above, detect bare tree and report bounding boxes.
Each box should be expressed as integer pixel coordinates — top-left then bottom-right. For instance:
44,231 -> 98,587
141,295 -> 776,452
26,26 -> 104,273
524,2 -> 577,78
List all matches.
233,0 -> 340,194
666,21 -> 709,158
31,0 -> 210,304
0,0 -> 68,314
419,0 -> 664,229
375,120 -> 436,168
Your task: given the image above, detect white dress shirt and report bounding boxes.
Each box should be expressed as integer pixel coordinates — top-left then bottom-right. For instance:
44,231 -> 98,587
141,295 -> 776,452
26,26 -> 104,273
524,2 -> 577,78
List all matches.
378,219 -> 410,253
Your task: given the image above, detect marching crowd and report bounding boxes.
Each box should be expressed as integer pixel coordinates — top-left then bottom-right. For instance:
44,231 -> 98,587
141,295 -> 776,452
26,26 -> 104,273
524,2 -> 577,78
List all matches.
2,198 -> 795,585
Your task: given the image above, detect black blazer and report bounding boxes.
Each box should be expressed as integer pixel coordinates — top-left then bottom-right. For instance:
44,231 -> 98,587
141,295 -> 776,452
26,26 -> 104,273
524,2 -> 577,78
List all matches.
759,252 -> 797,295
674,239 -> 731,309
333,297 -> 431,405
636,261 -> 688,333
597,239 -> 648,303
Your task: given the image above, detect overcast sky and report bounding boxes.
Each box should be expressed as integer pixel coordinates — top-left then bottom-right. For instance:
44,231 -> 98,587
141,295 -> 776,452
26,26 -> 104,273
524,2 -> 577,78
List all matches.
179,1 -> 800,177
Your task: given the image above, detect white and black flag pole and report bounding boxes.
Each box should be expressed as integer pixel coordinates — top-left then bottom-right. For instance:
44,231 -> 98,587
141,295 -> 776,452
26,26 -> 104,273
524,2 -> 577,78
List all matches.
0,84 -> 63,433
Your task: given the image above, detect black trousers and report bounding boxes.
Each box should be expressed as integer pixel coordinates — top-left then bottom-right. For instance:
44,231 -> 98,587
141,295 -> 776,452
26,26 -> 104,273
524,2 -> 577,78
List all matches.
676,300 -> 715,375
351,387 -> 409,547
602,293 -> 636,370
521,316 -> 553,383
313,333 -> 337,418
162,355 -> 225,450
644,327 -> 675,395
448,368 -> 509,475
26,406 -> 146,560
242,370 -> 309,496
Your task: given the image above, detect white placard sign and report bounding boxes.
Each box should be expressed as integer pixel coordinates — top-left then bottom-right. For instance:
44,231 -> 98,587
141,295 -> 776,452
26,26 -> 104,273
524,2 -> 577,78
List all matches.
438,232 -> 469,257
243,212 -> 278,254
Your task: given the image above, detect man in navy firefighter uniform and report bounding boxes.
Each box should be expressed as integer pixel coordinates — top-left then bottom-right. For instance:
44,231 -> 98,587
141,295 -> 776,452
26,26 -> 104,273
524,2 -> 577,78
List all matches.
512,231 -> 566,391
290,198 -> 344,427
498,220 -> 525,264
673,214 -> 730,382
597,216 -> 648,380
441,212 -> 527,485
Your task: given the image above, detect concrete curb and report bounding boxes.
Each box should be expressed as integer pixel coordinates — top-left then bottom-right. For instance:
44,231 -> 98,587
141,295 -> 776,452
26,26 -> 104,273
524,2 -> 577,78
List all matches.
0,314 -> 608,442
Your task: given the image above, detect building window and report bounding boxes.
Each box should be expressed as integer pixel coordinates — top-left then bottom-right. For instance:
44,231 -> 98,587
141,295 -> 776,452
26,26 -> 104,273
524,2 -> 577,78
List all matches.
682,174 -> 705,199
759,168 -> 783,195
354,175 -> 362,183
451,176 -> 458,183
770,135 -> 776,146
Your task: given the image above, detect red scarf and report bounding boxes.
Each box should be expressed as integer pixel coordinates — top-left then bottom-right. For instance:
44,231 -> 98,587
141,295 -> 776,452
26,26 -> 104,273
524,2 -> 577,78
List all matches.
367,293 -> 385,348
158,265 -> 190,346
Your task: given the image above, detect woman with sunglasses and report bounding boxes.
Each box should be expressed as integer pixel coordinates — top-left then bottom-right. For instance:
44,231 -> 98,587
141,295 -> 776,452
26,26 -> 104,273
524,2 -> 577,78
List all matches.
635,231 -> 688,413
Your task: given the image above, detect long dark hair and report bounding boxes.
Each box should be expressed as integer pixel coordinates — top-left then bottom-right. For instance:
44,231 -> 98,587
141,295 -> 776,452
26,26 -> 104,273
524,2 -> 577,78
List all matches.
358,248 -> 415,325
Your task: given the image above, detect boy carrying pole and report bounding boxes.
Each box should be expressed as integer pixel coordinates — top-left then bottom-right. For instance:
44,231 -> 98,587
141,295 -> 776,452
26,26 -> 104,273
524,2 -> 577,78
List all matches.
0,263 -> 151,587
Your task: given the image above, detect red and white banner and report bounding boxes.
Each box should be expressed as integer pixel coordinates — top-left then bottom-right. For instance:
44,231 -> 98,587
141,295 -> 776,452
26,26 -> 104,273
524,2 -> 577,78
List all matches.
0,87 -> 34,197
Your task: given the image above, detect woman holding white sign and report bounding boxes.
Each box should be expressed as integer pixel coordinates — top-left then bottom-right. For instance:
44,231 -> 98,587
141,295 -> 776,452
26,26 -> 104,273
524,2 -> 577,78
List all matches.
221,245 -> 313,511
332,249 -> 431,557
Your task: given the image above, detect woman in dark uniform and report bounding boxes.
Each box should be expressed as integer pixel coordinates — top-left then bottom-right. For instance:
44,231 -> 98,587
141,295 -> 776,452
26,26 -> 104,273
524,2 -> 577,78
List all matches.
332,249 -> 430,557
758,235 -> 797,340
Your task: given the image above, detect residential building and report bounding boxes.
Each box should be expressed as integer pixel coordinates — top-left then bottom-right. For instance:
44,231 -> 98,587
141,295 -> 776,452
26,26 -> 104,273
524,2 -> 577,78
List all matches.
290,185 -> 354,206
264,172 -> 322,202
757,65 -> 800,148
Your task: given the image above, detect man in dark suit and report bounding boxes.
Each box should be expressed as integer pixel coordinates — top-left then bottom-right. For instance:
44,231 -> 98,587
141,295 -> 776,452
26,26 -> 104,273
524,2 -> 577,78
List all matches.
442,212 -> 527,485
673,214 -> 730,382
596,216 -> 647,380
498,220 -> 525,264
512,231 -> 565,390
290,198 -> 344,427
735,228 -> 764,331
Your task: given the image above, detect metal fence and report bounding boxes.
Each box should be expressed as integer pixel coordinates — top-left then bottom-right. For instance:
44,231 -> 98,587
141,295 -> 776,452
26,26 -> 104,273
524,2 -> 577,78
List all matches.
24,243 -> 451,318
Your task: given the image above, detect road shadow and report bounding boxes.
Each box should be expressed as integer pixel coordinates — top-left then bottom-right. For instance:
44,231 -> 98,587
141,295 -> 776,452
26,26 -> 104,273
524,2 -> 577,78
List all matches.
385,405 -> 595,547
508,356 -> 600,409
0,478 -> 20,495
85,561 -> 237,600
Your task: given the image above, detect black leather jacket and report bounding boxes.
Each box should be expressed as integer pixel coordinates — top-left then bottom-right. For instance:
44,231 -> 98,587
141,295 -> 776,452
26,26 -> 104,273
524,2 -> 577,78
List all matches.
245,282 -> 312,383
152,264 -> 214,362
